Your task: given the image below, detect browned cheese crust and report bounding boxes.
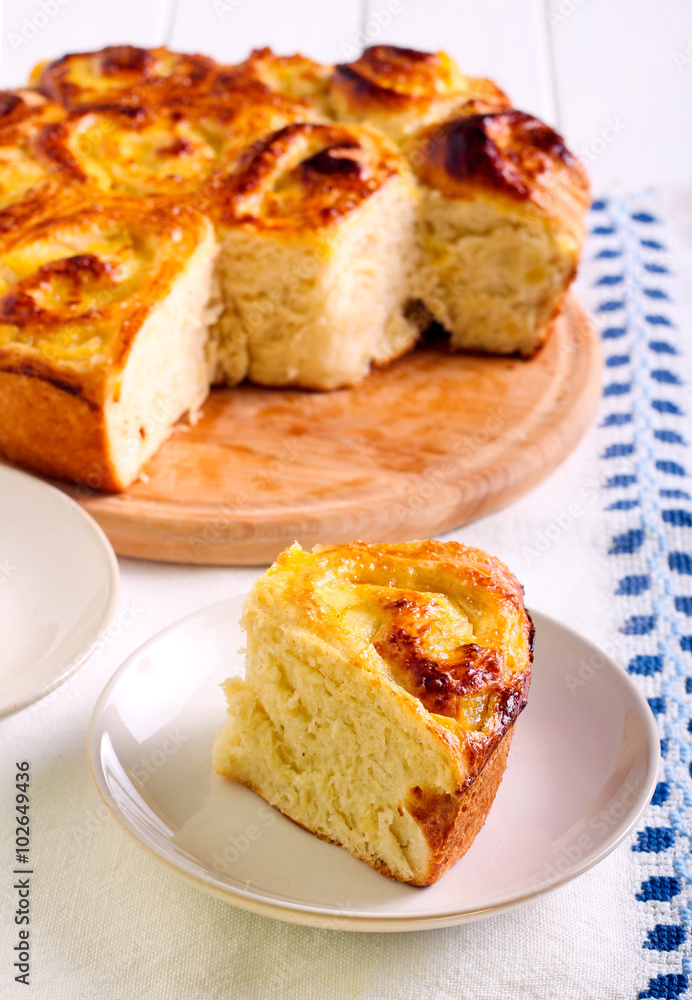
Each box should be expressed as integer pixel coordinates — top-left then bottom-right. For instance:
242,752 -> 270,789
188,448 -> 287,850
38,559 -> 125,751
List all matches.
212,46 -> 334,111
204,121 -> 411,232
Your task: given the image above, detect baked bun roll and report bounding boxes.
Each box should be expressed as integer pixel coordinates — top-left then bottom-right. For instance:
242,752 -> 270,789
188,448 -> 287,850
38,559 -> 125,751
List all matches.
330,45 -> 509,144
407,110 -> 590,356
0,89 -> 75,232
31,45 -> 219,108
0,198 -> 216,490
36,95 -> 318,200
205,122 -> 421,389
217,47 -> 333,114
214,539 -> 533,886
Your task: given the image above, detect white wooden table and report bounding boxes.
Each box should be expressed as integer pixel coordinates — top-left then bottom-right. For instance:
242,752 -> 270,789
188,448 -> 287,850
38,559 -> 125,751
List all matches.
1,0 -> 691,192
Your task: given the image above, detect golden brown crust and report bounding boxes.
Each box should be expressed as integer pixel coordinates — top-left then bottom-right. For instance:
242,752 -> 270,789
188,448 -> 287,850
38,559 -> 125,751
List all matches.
375,613 -> 504,719
0,369 -> 121,491
0,89 -> 76,229
331,45 -> 509,137
213,47 -> 333,110
31,45 -> 220,108
408,721 -> 516,885
0,88 -> 64,135
36,95 -> 317,198
204,121 -> 411,231
408,109 -> 590,235
261,538 -> 532,754
0,197 -> 208,401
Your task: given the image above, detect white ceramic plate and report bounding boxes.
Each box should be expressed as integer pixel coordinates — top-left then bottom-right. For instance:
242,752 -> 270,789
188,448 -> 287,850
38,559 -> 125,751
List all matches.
0,464 -> 120,716
89,595 -> 659,931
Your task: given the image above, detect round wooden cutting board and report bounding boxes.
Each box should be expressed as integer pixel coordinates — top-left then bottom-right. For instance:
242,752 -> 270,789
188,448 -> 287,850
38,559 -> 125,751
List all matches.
70,295 -> 601,566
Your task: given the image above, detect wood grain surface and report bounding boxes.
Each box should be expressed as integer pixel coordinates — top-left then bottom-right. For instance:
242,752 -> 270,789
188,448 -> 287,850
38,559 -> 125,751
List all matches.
65,295 -> 601,565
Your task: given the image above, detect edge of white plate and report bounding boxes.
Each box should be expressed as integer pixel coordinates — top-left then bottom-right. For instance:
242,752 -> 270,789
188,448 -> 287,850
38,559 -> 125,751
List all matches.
87,600 -> 660,931
0,464 -> 121,717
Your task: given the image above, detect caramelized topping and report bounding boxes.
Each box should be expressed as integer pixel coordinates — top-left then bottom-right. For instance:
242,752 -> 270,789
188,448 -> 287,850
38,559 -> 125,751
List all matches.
156,136 -> 194,158
0,291 -> 43,327
100,46 -> 153,78
34,46 -> 219,108
413,110 -> 581,202
373,596 -> 503,719
207,122 -> 405,229
335,45 -> 458,104
300,141 -> 364,178
0,93 -> 22,120
0,254 -> 116,328
406,786 -> 460,849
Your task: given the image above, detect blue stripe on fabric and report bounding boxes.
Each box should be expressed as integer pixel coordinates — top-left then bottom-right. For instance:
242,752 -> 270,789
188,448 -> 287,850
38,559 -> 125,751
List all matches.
617,575 -> 651,595
644,925 -> 686,951
590,197 -> 692,994
639,973 -> 688,998
602,413 -> 633,427
637,878 -> 681,902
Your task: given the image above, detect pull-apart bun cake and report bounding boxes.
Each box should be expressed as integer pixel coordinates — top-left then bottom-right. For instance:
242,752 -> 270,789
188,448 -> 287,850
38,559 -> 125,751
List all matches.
214,540 -> 534,885
0,43 -> 589,490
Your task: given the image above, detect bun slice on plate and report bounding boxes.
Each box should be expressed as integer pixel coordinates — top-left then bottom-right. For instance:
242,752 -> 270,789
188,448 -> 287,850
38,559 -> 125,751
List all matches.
213,540 -> 533,886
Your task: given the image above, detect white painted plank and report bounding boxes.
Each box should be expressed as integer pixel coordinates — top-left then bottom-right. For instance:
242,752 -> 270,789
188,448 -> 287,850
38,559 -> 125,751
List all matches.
168,0 -> 363,66
363,0 -> 557,123
550,0 -> 692,190
0,0 -> 175,88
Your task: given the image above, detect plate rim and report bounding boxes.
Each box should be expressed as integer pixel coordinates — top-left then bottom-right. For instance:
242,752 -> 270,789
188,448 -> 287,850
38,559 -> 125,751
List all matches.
88,595 -> 660,931
0,462 -> 120,717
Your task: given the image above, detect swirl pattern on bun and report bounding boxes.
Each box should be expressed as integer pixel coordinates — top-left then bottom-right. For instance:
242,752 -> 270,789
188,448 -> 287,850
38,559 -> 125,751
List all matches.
215,46 -> 334,113
331,45 -> 509,142
31,45 -> 220,108
36,95 -> 319,199
0,89 -> 75,232
214,539 -> 533,885
0,198 -> 217,490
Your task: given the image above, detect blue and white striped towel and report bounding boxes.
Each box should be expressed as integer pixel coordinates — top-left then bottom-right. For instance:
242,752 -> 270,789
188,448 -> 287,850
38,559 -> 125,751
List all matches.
587,195 -> 692,999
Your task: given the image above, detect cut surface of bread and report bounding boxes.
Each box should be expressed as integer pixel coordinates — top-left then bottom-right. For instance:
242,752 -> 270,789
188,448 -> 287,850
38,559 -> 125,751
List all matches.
407,111 -> 591,356
0,198 -> 217,490
213,540 -> 533,885
206,122 -> 421,389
